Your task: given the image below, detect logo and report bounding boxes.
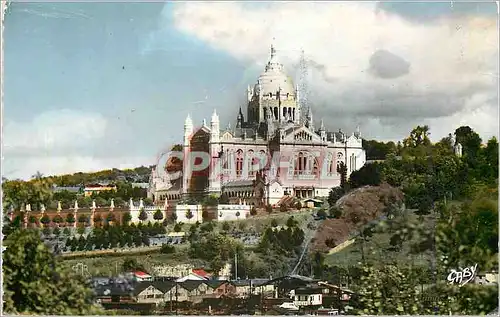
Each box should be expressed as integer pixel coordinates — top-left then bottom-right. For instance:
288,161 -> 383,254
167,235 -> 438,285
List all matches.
154,146 -> 348,184
447,264 -> 478,287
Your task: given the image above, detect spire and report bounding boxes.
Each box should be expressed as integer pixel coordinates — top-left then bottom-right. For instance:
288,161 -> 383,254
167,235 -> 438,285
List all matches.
211,109 -> 219,123
320,119 -> 325,131
202,118 -> 207,127
236,107 -> 244,128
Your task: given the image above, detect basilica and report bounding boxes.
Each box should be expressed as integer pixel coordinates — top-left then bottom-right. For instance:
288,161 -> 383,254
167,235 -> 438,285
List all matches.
148,44 -> 366,207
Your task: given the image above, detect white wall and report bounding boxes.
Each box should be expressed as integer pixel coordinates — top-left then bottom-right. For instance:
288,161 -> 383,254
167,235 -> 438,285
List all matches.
175,205 -> 203,224
217,205 -> 251,221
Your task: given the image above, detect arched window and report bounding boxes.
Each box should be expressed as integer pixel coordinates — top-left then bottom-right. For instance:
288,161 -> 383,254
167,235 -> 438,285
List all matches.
236,149 -> 243,177
248,150 -> 256,176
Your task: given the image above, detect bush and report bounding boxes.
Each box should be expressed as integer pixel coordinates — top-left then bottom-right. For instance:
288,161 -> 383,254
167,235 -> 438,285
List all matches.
329,206 -> 342,218
317,209 -> 327,219
266,205 -> 273,214
270,219 -> 278,228
250,207 -> 257,216
325,238 -> 336,248
222,222 -> 231,232
279,204 -> 288,212
160,244 -> 175,254
173,223 -> 182,232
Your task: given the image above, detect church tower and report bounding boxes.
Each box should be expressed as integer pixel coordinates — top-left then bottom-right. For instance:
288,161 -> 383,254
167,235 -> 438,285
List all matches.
209,109 -> 222,194
182,114 -> 193,194
247,41 -> 300,125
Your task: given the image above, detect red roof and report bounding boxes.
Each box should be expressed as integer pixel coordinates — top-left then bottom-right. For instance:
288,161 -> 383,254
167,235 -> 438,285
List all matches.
134,271 -> 150,277
192,269 -> 210,278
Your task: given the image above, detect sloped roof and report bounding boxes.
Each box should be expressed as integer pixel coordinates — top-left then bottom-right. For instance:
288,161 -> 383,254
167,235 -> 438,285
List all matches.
180,280 -> 205,291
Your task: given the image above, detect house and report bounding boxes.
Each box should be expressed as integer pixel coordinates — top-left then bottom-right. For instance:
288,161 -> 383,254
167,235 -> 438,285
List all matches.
293,287 -> 323,307
206,280 -> 236,297
134,282 -> 167,304
317,281 -> 355,301
179,280 -> 213,303
302,198 -> 323,208
176,270 -> 209,282
231,279 -> 275,297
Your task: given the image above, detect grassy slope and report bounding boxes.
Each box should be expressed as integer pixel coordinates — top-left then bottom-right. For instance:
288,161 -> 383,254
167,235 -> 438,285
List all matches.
325,212 -> 435,268
60,209 -> 315,276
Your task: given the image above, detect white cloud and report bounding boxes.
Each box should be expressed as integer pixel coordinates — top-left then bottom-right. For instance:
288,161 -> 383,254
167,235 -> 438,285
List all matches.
3,109 -> 107,154
168,2 -> 498,141
2,110 -> 155,180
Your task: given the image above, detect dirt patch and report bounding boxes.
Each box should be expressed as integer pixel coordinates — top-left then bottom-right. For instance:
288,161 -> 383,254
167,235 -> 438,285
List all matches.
312,183 -> 404,253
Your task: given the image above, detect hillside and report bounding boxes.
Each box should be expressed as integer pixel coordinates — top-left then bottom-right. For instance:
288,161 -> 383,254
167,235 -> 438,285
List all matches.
311,184 -> 404,253
324,211 -> 436,267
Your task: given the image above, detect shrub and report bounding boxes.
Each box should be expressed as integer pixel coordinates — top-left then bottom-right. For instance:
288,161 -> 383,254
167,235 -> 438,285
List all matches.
250,207 -> 257,216
160,244 -> 175,254
266,205 -> 273,214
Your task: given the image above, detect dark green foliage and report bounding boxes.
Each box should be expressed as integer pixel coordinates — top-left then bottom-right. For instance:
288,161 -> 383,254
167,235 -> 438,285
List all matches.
66,212 -> 75,224
286,216 -> 298,228
3,230 -> 99,314
221,222 -> 231,232
270,219 -> 278,228
138,209 -> 148,221
317,209 -> 327,219
153,209 -> 164,221
349,162 -> 382,189
362,139 -> 397,160
40,214 -> 51,225
122,212 -> 132,224
258,225 -> 305,256
160,244 -> 175,254
327,187 -> 344,206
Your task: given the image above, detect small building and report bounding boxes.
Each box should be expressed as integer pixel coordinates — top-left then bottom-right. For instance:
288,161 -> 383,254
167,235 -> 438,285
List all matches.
84,183 -> 117,197
293,287 -> 323,307
206,280 -> 236,297
302,198 -> 323,208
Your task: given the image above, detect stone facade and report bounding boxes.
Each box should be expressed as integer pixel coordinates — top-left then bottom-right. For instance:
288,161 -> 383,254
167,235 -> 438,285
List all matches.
148,43 -> 366,206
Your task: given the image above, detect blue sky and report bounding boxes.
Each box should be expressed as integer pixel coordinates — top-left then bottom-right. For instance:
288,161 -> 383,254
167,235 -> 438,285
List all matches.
3,1 -> 498,180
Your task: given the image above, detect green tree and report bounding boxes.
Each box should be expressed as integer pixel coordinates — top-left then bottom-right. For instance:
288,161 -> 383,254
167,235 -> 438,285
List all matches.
270,219 -> 278,228
138,209 -> 148,221
153,209 -> 164,221
349,162 -> 382,189
66,212 -> 76,224
3,230 -> 99,314
40,214 -> 51,225
173,223 -> 182,232
122,212 -> 132,225
455,125 -> 482,158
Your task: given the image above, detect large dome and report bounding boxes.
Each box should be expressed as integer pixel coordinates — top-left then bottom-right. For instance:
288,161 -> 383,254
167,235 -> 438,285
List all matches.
254,45 -> 296,97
